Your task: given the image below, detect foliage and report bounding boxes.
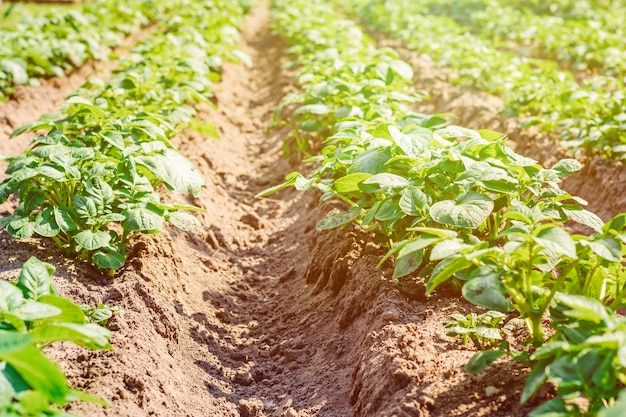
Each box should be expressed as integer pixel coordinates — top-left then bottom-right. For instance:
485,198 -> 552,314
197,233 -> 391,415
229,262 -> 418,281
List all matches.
522,294 -> 626,416
444,310 -> 516,349
0,257 -> 112,416
343,0 -> 626,160
265,0 -> 626,413
0,0 -> 250,273
0,0 -> 177,101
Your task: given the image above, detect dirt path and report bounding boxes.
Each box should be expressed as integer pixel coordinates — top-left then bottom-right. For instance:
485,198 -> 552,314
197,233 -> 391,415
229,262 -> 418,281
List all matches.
0,3 -> 571,417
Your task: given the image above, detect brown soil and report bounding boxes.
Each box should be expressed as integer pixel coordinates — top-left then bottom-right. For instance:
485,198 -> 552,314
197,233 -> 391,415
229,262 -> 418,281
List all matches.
1,3 -> 623,417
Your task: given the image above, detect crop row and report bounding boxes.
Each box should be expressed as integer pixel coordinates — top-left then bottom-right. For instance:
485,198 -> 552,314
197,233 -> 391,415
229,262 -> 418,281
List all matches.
341,0 -> 626,160
0,0 -> 251,414
422,0 -> 626,76
0,0 -> 181,101
502,0 -> 626,32
1,257 -> 114,416
0,0 -> 250,273
265,0 -> 626,414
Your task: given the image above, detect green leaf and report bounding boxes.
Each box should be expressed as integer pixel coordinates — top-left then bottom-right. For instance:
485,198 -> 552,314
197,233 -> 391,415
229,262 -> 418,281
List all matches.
398,235 -> 442,258
528,398 -> 569,417
316,207 -> 361,230
462,271 -> 512,312
0,281 -> 25,312
17,257 -> 56,301
136,150 -> 205,197
350,147 -> 391,174
294,104 -> 330,115
93,250 -> 125,271
30,323 -> 112,350
54,208 -> 78,233
393,251 -> 423,279
599,390 -> 626,417
554,293 -> 609,324
33,209 -> 60,238
374,199 -> 402,221
0,331 -> 31,354
38,295 -> 86,324
430,239 -> 471,261
427,256 -> 472,293
584,238 -> 622,262
389,125 -> 428,157
189,119 -> 219,138
167,211 -> 202,233
0,346 -> 69,404
389,59 -> 413,80
534,225 -> 577,259
551,159 -> 582,177
464,349 -> 506,374
332,173 -> 372,193
562,206 -> 604,232
522,362 -> 549,404
6,217 -> 35,239
73,195 -> 99,218
362,173 -> 409,191
478,129 -> 504,141
12,300 -> 61,321
74,230 -> 111,251
399,185 -> 427,216
123,207 -> 164,231
1,59 -> 28,85
430,192 -> 494,229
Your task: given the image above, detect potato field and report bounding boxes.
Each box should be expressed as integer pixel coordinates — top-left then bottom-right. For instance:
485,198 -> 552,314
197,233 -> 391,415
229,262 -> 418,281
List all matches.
2,0 -> 626,416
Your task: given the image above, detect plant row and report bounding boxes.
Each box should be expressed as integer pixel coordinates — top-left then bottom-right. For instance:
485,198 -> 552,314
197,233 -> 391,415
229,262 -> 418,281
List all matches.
1,257 -> 115,416
340,0 -> 626,160
266,0 -> 626,414
501,0 -> 626,32
0,0 -> 251,273
422,0 -> 626,76
0,0 -> 182,101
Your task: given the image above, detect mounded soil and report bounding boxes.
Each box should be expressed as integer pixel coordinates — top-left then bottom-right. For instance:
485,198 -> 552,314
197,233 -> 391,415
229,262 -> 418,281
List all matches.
1,3 -> 624,417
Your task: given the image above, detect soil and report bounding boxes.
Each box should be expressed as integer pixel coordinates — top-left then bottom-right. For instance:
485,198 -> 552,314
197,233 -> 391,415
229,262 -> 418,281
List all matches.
0,3 -> 624,417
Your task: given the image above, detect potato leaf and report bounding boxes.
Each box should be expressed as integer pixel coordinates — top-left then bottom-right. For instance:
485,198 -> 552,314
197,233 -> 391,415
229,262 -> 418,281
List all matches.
430,192 -> 494,229
17,257 -> 56,301
74,230 -> 111,251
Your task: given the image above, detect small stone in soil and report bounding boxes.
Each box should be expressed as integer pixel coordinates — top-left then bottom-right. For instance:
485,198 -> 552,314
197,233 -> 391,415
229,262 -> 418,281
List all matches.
233,369 -> 254,386
239,398 -> 266,417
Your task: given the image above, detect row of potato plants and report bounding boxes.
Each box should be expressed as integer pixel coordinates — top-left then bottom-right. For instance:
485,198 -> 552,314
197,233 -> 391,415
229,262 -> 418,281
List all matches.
266,0 -> 626,414
1,257 -> 115,416
1,0 -> 251,415
0,0 -> 182,101
341,0 -> 626,161
422,0 -> 626,76
502,0 -> 626,32
0,0 -> 250,273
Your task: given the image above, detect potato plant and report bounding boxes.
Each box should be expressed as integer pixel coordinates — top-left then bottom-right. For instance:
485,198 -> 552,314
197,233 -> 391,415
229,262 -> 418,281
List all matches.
0,0 -> 184,101
0,257 -> 113,416
343,0 -> 626,160
265,0 -> 626,414
0,0 -> 250,272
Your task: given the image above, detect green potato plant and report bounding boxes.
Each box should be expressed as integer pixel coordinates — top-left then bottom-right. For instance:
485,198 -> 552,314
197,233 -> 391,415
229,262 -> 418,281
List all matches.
265,0 -> 626,413
0,0 -> 251,273
0,257 -> 113,416
342,0 -> 626,160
